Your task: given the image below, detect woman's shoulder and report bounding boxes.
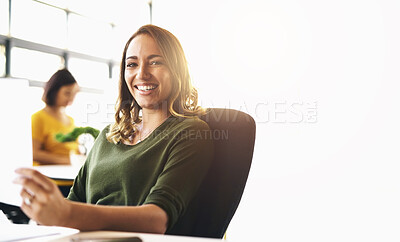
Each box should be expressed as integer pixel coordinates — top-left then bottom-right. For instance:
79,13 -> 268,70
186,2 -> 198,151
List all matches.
32,109 -> 45,117
97,124 -> 117,143
103,124 -> 111,133
31,109 -> 48,122
167,116 -> 210,132
97,124 -> 111,137
164,116 -> 214,150
89,124 -> 113,149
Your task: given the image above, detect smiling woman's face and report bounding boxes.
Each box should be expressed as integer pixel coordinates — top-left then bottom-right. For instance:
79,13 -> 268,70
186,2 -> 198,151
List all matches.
124,34 -> 172,111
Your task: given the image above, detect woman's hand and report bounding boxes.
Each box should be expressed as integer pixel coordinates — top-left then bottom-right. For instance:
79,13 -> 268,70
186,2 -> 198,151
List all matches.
13,168 -> 167,233
13,168 -> 71,227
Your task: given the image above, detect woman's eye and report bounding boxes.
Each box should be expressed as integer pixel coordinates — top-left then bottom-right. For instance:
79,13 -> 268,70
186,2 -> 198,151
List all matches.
126,62 -> 138,68
150,61 -> 162,65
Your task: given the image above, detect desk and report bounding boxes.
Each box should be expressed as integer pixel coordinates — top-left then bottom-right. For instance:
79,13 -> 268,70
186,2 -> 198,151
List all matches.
23,230 -> 223,242
3,167 -> 226,241
33,165 -> 81,181
33,165 -> 81,197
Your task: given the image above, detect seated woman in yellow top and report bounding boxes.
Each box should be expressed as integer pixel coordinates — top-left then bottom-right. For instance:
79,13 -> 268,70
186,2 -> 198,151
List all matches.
31,69 -> 80,165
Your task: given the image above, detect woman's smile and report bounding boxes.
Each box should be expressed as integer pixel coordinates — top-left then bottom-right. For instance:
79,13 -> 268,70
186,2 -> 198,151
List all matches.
135,84 -> 159,95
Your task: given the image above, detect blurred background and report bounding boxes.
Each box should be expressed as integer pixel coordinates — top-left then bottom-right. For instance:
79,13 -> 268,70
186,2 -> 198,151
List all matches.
1,0 -> 399,241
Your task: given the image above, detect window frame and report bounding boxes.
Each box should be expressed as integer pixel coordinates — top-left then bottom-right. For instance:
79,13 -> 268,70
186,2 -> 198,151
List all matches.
0,0 -> 150,92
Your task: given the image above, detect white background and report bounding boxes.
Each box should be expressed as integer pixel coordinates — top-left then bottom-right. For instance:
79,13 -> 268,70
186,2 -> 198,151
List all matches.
152,0 -> 400,241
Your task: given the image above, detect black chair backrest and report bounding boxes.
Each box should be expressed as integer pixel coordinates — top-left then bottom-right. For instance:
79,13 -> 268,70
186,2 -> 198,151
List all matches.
168,108 -> 256,238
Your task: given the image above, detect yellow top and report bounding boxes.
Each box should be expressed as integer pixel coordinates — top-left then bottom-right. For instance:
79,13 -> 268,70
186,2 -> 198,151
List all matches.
31,109 -> 78,165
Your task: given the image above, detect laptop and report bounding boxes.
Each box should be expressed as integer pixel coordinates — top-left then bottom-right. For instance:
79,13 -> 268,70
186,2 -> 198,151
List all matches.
0,78 -> 33,206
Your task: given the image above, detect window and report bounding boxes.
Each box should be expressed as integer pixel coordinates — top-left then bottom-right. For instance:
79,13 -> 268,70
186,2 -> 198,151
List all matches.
0,45 -> 5,77
0,0 -> 9,35
38,0 -> 67,9
112,26 -> 131,61
67,0 -> 114,23
68,14 -> 113,58
11,0 -> 67,48
68,57 -> 109,88
3,0 -> 150,83
10,47 -> 64,81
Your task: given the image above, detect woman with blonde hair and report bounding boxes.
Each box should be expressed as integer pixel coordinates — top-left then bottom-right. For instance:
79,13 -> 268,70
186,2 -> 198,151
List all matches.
15,25 -> 213,234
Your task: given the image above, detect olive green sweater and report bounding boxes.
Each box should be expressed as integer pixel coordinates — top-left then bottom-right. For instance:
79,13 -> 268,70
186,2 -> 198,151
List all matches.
67,116 -> 214,231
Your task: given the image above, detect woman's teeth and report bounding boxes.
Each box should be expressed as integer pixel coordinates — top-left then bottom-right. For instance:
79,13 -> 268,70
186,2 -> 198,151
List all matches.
137,85 -> 156,91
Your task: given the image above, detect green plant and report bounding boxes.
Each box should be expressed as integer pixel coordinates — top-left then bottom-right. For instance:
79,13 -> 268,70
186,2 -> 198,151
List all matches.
55,126 -> 100,142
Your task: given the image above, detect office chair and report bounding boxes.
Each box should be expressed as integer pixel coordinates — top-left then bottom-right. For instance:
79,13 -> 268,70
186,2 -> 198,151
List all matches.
168,108 -> 256,238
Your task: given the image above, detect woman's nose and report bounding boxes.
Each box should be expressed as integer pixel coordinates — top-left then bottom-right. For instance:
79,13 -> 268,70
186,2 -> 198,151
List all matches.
137,64 -> 151,80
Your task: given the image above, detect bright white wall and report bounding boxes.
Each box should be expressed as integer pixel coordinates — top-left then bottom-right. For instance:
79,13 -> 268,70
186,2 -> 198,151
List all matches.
153,0 -> 400,241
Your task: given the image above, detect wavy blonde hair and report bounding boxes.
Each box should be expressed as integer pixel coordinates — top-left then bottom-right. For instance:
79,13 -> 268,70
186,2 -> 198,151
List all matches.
106,25 -> 206,144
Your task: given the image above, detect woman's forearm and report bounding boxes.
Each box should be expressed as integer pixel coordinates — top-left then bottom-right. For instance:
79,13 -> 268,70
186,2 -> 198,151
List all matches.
33,149 -> 70,165
64,201 -> 168,234
32,139 -> 70,165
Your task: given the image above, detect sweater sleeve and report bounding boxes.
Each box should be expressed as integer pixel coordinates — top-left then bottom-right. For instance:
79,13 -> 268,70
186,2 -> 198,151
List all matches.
67,161 -> 87,202
143,118 -> 214,231
31,112 -> 44,143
